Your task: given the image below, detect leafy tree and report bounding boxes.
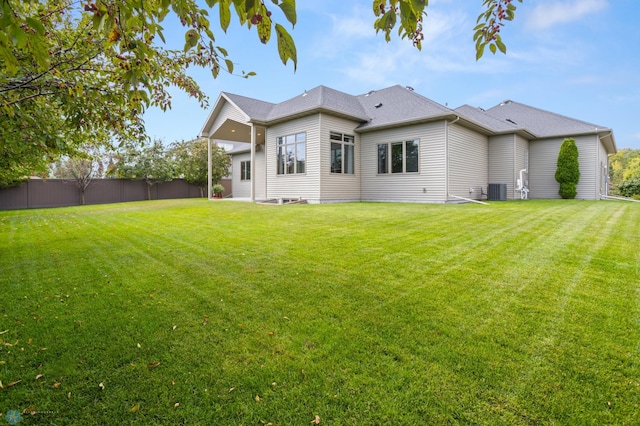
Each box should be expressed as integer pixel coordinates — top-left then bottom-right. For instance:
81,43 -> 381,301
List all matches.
608,148 -> 640,195
1,0 -> 522,186
555,138 -> 580,199
52,157 -> 95,205
50,145 -> 115,204
109,139 -> 174,200
52,158 -> 93,205
169,139 -> 230,197
622,156 -> 640,181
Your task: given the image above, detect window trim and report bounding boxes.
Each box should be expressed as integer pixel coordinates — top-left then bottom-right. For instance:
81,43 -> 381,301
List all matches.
329,131 -> 355,175
377,139 -> 420,175
240,160 -> 251,181
276,132 -> 306,175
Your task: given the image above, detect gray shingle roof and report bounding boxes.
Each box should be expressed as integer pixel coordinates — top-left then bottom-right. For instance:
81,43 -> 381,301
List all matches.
355,85 -> 454,131
223,92 -> 274,122
454,104 -> 521,133
483,100 -> 610,138
221,85 -> 454,129
265,85 -> 369,122
220,86 -> 611,142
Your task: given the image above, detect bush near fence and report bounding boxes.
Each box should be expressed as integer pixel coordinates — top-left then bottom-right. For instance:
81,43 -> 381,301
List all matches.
0,178 -> 231,210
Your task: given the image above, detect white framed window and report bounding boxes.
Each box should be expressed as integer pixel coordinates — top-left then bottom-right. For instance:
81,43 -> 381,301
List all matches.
277,132 -> 306,175
240,160 -> 251,181
377,140 -> 419,174
330,131 -> 355,174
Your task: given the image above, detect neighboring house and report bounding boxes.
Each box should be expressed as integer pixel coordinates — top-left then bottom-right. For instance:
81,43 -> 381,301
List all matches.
199,85 -> 616,203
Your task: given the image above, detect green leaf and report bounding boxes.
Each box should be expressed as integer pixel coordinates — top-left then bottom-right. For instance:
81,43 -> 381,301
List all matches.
231,0 -> 247,25
12,26 -> 27,48
410,0 -> 427,14
489,43 -> 496,54
25,17 -> 45,36
275,23 -> 297,71
382,10 -> 396,31
219,0 -> 231,31
373,0 -> 385,17
225,58 -> 234,74
278,0 -> 296,27
157,29 -> 166,43
496,37 -> 506,54
476,43 -> 485,61
184,29 -> 199,51
257,6 -> 272,44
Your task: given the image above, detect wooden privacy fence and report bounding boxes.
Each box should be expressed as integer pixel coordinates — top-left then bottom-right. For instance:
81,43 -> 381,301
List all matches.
0,178 -> 231,210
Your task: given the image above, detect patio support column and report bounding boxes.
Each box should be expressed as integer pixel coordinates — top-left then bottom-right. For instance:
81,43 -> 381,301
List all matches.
250,124 -> 256,202
207,137 -> 212,200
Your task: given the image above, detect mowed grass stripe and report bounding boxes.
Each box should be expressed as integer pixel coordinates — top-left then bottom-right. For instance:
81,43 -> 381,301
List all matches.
0,199 -> 639,425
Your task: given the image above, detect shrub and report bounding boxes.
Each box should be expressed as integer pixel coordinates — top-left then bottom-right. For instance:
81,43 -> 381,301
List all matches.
212,183 -> 224,195
555,138 -> 580,199
617,178 -> 640,198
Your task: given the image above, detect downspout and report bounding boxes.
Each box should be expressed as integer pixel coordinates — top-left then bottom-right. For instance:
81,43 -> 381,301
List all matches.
445,115 -> 460,203
207,137 -> 212,200
250,124 -> 256,202
513,134 -> 517,199
598,131 -> 613,198
601,194 -> 640,203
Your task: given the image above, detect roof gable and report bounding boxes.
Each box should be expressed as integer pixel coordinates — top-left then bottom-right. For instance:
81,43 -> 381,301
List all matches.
223,92 -> 275,122
265,85 -> 369,123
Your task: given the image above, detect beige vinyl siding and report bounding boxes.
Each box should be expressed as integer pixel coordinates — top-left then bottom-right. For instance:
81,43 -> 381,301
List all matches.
232,150 -> 266,199
577,135 -> 598,199
211,100 -> 248,134
529,135 -> 599,199
488,134 -> 515,199
318,114 -> 362,201
529,139 -> 559,198
231,152 -> 251,198
448,123 -> 488,200
360,122 -> 447,202
266,115 -> 321,201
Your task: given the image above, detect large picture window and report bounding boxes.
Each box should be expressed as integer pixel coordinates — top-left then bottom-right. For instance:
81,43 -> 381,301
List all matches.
240,160 -> 251,181
277,132 -> 306,175
330,132 -> 355,174
377,140 -> 419,174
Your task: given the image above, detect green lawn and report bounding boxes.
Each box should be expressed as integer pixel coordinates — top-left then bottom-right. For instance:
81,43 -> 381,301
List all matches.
1,199 -> 639,425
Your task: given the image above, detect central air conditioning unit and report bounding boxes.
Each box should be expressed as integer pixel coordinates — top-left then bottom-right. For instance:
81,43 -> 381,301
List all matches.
487,183 -> 507,201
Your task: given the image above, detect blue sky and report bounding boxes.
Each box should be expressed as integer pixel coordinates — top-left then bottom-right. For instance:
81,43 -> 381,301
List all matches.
143,0 -> 640,149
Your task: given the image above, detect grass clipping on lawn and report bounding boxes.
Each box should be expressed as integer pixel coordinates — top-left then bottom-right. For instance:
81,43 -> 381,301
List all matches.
0,199 -> 639,425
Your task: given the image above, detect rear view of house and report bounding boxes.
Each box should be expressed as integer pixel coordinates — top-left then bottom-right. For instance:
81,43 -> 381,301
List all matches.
199,85 -> 616,203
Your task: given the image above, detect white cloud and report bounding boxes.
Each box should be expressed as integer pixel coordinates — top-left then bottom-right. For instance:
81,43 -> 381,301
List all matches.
525,0 -> 608,30
309,4 -> 374,59
334,5 -> 486,85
